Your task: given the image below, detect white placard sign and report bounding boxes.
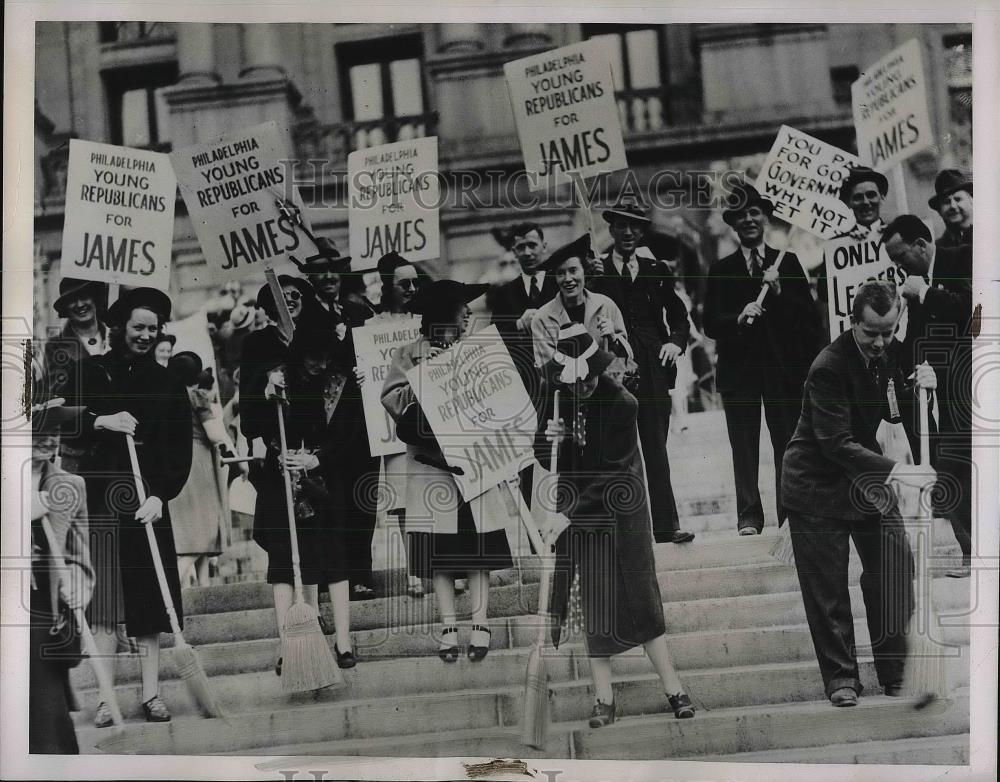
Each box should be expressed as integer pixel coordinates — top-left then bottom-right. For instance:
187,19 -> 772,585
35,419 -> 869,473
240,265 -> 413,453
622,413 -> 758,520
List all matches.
353,314 -> 423,457
405,325 -> 538,501
851,39 -> 934,171
171,121 -> 314,280
504,39 -> 628,190
348,136 -> 440,269
756,126 -> 859,239
60,139 -> 176,291
824,232 -> 906,339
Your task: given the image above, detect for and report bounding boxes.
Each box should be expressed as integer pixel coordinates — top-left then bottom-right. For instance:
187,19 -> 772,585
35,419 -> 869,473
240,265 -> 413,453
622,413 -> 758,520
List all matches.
777,148 -> 812,167
231,202 -> 261,217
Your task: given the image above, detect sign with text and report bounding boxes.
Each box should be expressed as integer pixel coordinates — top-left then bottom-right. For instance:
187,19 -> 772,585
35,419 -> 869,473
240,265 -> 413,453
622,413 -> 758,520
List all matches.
348,137 -> 440,269
171,121 -> 314,280
824,230 -> 906,339
756,126 -> 859,239
504,39 -> 627,190
353,314 -> 423,457
851,39 -> 934,171
405,326 -> 537,501
60,139 -> 176,291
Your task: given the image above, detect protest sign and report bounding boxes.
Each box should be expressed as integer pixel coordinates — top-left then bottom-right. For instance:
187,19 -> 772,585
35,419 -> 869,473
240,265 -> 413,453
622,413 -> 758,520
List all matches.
348,137 -> 440,269
405,325 -> 537,501
851,38 -> 934,172
353,314 -> 423,457
60,139 -> 176,291
171,121 -> 314,280
504,39 -> 627,190
756,126 -> 859,239
823,230 -> 906,339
